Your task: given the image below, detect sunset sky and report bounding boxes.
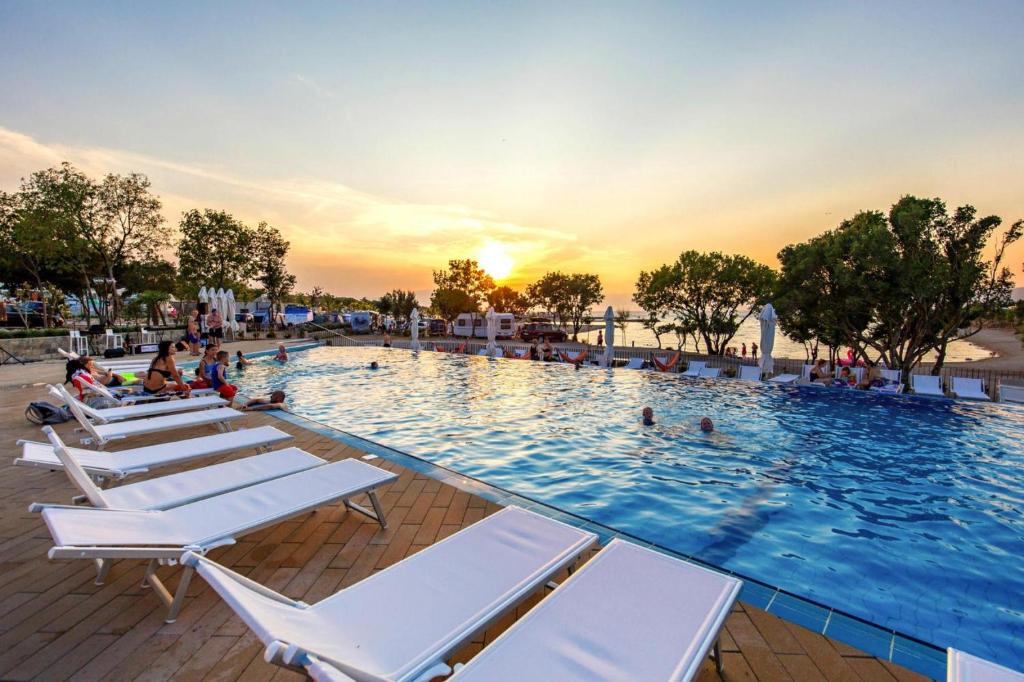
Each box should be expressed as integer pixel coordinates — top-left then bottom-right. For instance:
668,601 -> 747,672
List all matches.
1,1 -> 1022,306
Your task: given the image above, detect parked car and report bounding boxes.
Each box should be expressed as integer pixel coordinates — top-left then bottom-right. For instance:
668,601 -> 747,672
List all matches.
520,322 -> 567,342
2,301 -> 47,328
429,318 -> 447,336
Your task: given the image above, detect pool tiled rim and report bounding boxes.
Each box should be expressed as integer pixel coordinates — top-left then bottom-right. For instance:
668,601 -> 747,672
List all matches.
263,395 -> 949,681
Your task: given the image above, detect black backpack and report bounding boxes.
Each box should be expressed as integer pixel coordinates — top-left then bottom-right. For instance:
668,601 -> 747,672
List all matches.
25,401 -> 72,425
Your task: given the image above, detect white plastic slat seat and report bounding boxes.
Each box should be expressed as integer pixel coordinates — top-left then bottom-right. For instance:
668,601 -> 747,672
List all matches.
624,358 -> 644,370
948,648 -> 1024,681
184,506 -> 598,681
737,365 -> 762,381
912,374 -> 946,397
83,407 -> 243,445
768,373 -> 799,383
699,367 -> 721,379
15,425 -> 293,480
951,377 -> 990,401
39,458 -> 399,622
448,539 -> 742,682
681,361 -> 705,377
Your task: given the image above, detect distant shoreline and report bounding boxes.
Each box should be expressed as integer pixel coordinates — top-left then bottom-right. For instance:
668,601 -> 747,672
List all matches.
946,327 -> 1023,370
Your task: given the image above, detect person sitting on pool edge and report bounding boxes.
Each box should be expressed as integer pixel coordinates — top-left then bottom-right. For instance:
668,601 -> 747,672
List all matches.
642,407 -> 655,426
242,390 -> 287,411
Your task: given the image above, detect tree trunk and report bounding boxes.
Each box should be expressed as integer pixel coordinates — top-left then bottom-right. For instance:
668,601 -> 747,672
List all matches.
931,341 -> 948,376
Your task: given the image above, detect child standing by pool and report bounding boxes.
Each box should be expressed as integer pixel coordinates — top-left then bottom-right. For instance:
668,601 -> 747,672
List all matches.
211,350 -> 238,406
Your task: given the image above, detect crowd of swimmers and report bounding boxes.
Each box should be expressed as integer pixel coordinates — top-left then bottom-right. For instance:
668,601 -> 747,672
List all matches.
641,406 -> 717,433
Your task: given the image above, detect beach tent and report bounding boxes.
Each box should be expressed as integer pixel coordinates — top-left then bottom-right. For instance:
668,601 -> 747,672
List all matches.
759,303 -> 777,376
410,308 -> 421,352
603,306 -> 615,367
485,307 -> 498,357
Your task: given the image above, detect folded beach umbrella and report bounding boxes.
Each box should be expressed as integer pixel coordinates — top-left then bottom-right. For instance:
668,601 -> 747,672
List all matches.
198,286 -> 209,304
759,303 -> 777,376
485,307 -> 498,357
603,306 -> 615,367
410,307 -> 421,351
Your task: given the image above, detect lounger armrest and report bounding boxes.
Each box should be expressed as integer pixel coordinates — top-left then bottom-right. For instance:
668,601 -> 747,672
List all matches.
183,551 -> 310,607
49,546 -> 189,561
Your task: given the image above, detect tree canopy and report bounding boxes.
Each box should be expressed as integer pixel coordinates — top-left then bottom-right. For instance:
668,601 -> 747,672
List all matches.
634,252 -> 775,354
775,196 -> 1021,371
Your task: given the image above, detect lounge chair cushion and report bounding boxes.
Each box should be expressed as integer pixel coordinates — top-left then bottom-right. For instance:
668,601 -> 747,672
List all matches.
450,539 -> 741,682
948,648 -> 1024,681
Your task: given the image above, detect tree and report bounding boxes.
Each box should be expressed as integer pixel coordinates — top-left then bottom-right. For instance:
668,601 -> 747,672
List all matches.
176,209 -> 258,297
775,196 -> 1021,372
430,287 -> 477,332
379,290 -> 419,326
635,253 -> 775,355
560,273 -> 604,341
0,190 -> 64,326
487,286 -> 531,316
120,258 -> 178,325
526,272 -> 569,326
614,309 -> 631,345
252,222 -> 296,326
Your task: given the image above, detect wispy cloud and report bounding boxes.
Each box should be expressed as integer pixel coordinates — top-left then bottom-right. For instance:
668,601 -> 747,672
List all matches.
0,125 -> 615,296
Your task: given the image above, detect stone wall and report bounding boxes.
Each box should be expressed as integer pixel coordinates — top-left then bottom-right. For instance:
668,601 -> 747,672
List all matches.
0,336 -> 69,362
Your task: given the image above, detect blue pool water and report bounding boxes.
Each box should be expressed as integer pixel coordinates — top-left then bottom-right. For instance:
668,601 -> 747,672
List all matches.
236,345 -> 1024,671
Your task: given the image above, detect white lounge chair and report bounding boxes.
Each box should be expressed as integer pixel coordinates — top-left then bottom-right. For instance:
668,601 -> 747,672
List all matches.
699,367 -> 721,379
951,377 -> 991,401
513,348 -> 529,358
77,378 -> 215,405
37,458 -> 399,622
55,383 -> 243,447
911,374 -> 946,397
768,373 -> 799,384
947,648 -> 1024,681
182,506 -> 597,680
624,357 -> 645,370
477,349 -> 490,356
446,539 -> 741,682
800,364 -> 814,382
681,361 -> 705,378
880,368 -> 902,384
999,384 -> 1024,404
737,365 -> 761,381
16,424 -> 293,482
50,384 -> 226,422
35,426 -> 324,509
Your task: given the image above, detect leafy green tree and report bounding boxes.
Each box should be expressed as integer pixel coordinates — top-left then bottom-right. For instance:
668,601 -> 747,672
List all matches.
635,254 -> 775,355
120,258 -> 178,325
526,272 -> 569,326
430,287 -> 477,332
0,190 -> 65,326
775,196 -> 1021,372
378,290 -> 419,327
487,285 -> 531,316
253,222 -> 296,325
176,209 -> 258,297
560,273 -> 604,341
613,309 -> 631,345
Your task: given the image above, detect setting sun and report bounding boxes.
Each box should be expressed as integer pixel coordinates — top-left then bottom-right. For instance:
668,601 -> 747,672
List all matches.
477,241 -> 514,281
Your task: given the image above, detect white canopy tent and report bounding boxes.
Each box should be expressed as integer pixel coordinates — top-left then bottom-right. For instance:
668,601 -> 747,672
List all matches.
759,303 -> 777,376
602,306 -> 615,367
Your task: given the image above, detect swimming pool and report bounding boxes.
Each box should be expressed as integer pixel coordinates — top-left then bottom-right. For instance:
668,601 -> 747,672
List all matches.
237,345 -> 1024,673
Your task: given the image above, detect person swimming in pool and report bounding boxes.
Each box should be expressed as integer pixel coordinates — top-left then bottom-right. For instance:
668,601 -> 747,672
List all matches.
242,390 -> 287,411
642,407 -> 655,426
370,361 -> 379,370
700,417 -> 714,433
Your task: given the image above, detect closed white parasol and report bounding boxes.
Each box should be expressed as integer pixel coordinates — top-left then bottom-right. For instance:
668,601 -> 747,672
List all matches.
485,307 -> 498,357
409,308 -> 421,352
759,303 -> 777,376
603,306 -> 615,367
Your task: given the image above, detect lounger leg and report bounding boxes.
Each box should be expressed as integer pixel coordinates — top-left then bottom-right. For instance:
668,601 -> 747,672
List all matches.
713,639 -> 724,674
342,491 -> 388,529
94,558 -> 112,585
164,566 -> 194,623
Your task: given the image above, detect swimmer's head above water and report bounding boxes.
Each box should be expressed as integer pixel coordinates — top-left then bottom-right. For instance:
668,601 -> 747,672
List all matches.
700,417 -> 714,433
370,361 -> 379,370
642,407 -> 655,426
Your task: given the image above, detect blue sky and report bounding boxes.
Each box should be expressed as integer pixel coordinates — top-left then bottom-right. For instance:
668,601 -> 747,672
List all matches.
1,1 -> 1022,301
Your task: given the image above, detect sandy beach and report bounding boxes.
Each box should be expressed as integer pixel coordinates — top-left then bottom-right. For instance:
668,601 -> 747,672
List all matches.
947,327 -> 1024,370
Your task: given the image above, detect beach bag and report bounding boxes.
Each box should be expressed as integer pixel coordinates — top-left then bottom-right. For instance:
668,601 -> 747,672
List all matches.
25,401 -> 71,425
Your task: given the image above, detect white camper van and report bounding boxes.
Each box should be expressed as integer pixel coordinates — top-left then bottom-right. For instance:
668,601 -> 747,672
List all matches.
453,313 -> 516,339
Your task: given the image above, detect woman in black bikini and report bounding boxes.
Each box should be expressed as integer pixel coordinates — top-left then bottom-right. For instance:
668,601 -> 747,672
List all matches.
143,341 -> 191,396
